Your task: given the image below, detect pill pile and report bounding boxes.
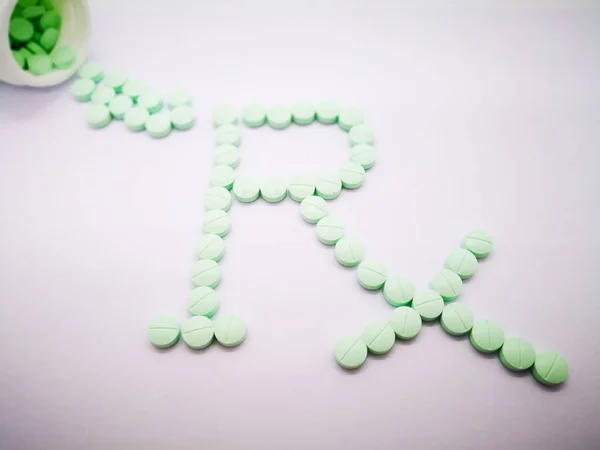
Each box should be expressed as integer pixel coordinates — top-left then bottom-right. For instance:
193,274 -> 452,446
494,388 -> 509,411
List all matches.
9,0 -> 76,75
71,61 -> 195,138
333,229 -> 568,386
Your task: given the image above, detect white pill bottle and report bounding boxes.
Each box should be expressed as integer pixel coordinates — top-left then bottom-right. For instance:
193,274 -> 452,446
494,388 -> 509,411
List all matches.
0,0 -> 90,87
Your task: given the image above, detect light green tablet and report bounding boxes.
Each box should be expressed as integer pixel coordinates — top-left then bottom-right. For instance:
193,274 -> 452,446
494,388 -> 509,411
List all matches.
145,112 -> 172,139
209,165 -> 236,190
291,102 -> 316,125
170,106 -> 196,131
499,337 -> 536,371
532,351 -> 568,386
71,78 -> 96,102
77,61 -> 103,83
195,234 -> 225,261
357,260 -> 387,290
316,102 -> 340,124
27,54 -> 53,75
288,175 -> 315,202
85,104 -> 111,129
187,286 -> 219,317
315,174 -> 342,200
350,144 -> 376,170
339,161 -> 366,189
215,124 -> 241,146
389,306 -> 422,340
91,86 -> 115,105
147,314 -> 180,349
214,144 -> 240,168
108,95 -> 133,120
334,237 -> 364,267
338,108 -> 364,131
137,90 -> 163,114
469,320 -> 504,353
316,216 -> 344,245
429,269 -> 463,301
462,229 -> 493,258
440,303 -> 474,336
348,124 -> 374,146
9,17 -> 34,43
191,259 -> 221,288
124,107 -> 149,132
122,79 -> 146,101
444,248 -> 478,280
300,195 -> 328,223
233,176 -> 260,203
213,106 -> 238,127
214,314 -> 247,347
203,209 -> 230,237
204,186 -> 232,211
103,71 -> 128,93
412,289 -> 444,321
260,176 -> 288,203
361,322 -> 395,355
167,88 -> 192,109
334,335 -> 367,370
242,103 -> 266,127
182,316 -> 214,350
383,276 -> 415,307
267,106 -> 292,129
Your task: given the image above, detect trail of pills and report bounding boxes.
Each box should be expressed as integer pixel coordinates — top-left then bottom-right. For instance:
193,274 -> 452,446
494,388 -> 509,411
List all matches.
71,61 -> 196,138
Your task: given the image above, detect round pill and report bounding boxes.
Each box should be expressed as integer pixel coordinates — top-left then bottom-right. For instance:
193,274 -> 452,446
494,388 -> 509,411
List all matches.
124,107 -> 149,132
361,322 -> 395,355
91,86 -> 115,105
191,259 -> 221,288
214,144 -> 240,168
215,124 -> 241,146
39,10 -> 62,30
334,237 -> 365,267
412,289 -> 444,321
316,216 -> 344,245
147,315 -> 180,349
339,161 -> 366,189
78,61 -> 103,83
288,175 -> 315,202
52,46 -> 77,70
383,276 -> 415,307
339,108 -> 364,131
233,176 -> 260,203
12,50 -> 25,69
103,71 -> 127,93
315,174 -> 342,200
122,79 -> 146,101
204,186 -> 232,211
22,5 -> 45,19
429,269 -> 463,301
440,303 -> 474,336
85,104 -> 111,129
170,106 -> 195,131
146,112 -> 172,139
300,195 -> 328,224
167,88 -> 192,109
348,124 -> 374,146
357,260 -> 388,290
39,28 -> 59,52
209,165 -> 235,190
462,229 -> 494,258
203,209 -> 230,237
213,106 -> 238,127
108,95 -> 133,120
214,314 -> 247,347
242,103 -> 266,127
469,320 -> 504,353
334,335 -> 367,370
195,234 -> 225,262
18,0 -> 38,7
187,286 -> 219,318
27,54 -> 53,75
389,306 -> 422,340
499,337 -> 536,371
71,78 -> 96,102
260,176 -> 287,203
9,17 -> 34,43
532,352 -> 569,386
291,102 -> 316,125
350,144 -> 376,170
182,316 -> 214,350
137,90 -> 163,114
444,248 -> 478,280
316,102 -> 340,124
26,41 -> 46,56
267,106 -> 292,129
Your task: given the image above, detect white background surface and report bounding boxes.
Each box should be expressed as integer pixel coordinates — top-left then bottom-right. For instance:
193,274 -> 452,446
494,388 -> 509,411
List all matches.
1,1 -> 599,449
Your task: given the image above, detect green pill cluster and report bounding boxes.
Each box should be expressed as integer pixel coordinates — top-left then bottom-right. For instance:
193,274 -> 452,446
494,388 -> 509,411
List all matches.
9,0 -> 76,75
